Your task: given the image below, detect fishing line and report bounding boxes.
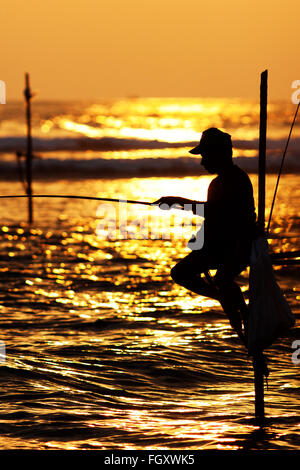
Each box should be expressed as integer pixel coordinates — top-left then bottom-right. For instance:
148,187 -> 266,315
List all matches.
267,100 -> 300,235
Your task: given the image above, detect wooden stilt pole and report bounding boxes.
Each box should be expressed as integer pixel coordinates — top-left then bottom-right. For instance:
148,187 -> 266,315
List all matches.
253,69 -> 268,424
258,70 -> 268,231
24,73 -> 33,224
253,353 -> 265,423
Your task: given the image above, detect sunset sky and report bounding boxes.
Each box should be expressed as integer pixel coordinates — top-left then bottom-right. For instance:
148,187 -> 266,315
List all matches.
2,0 -> 300,101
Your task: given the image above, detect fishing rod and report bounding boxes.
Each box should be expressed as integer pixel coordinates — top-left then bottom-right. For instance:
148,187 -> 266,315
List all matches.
0,194 -> 154,206
267,100 -> 300,235
0,195 -> 189,210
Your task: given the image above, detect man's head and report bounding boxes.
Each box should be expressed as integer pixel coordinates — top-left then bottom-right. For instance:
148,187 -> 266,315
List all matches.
189,128 -> 233,174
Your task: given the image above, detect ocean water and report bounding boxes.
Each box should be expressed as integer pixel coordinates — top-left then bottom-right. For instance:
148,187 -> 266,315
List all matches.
0,98 -> 299,450
0,98 -> 300,178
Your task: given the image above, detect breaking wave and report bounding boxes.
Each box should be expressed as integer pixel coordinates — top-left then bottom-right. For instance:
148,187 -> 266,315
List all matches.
0,154 -> 299,179
0,135 -> 299,178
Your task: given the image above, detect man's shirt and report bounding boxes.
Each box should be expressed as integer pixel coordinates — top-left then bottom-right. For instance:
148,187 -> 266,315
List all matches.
204,164 -> 256,246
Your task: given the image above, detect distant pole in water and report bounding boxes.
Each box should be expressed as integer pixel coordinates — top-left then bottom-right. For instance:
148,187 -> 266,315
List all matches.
254,69 -> 268,424
24,73 -> 33,224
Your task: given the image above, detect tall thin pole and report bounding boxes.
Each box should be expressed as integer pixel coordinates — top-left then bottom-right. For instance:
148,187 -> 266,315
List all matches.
253,70 -> 268,424
24,73 -> 33,224
257,70 -> 268,231
253,353 -> 265,424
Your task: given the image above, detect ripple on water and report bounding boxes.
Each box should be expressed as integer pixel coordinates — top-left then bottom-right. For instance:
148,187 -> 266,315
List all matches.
0,176 -> 299,449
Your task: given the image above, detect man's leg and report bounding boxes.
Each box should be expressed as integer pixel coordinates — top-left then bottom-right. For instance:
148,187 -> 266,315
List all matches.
170,251 -> 220,300
214,268 -> 248,345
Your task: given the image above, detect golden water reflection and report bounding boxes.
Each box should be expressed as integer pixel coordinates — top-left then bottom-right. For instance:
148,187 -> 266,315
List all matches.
0,175 -> 298,450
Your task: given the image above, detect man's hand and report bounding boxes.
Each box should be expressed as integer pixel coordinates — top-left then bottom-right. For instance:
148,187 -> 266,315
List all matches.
152,196 -> 202,213
152,196 -> 184,209
153,197 -> 205,214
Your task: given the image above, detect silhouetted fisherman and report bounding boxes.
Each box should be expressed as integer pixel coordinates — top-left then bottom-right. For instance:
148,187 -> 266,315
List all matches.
154,128 -> 257,345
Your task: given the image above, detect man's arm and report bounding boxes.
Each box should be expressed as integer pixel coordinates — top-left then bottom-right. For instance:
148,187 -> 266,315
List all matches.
153,196 -> 206,214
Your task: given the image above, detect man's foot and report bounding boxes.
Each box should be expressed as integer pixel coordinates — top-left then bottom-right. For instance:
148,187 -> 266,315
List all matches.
224,283 -> 249,343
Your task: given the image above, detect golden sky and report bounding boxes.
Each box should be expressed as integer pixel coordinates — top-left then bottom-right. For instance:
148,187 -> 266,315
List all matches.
2,0 -> 300,100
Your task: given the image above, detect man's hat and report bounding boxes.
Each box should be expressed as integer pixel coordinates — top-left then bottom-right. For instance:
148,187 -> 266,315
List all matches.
189,128 -> 232,155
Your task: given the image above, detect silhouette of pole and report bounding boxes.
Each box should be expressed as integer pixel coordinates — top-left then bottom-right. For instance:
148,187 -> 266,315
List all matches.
254,69 -> 268,424
258,70 -> 268,231
24,73 -> 33,224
